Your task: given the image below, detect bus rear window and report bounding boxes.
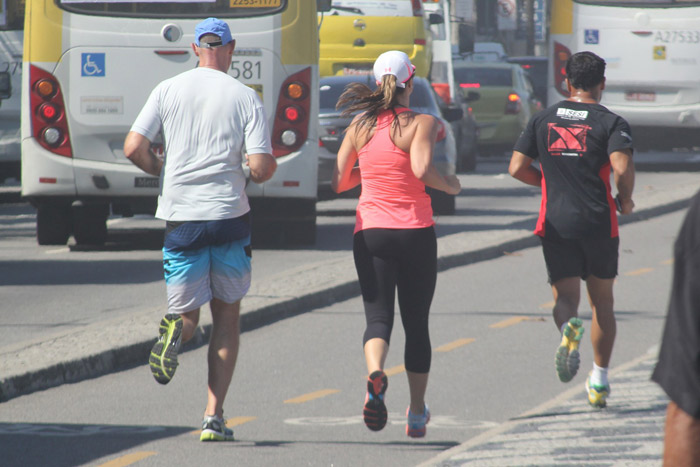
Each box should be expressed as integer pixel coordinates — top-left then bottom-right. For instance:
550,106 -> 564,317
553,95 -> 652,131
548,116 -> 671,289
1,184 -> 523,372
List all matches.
57,0 -> 287,18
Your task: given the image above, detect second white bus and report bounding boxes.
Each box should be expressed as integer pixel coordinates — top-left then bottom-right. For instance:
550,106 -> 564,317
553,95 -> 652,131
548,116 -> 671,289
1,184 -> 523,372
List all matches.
549,0 -> 700,149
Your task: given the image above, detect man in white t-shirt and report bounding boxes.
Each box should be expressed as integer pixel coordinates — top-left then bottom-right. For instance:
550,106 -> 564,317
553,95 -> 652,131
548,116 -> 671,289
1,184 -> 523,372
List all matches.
123,17 -> 276,442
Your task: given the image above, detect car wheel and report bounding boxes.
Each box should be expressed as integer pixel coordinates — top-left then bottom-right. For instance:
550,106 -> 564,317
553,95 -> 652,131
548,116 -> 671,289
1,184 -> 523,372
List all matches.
427,188 -> 456,215
72,204 -> 109,246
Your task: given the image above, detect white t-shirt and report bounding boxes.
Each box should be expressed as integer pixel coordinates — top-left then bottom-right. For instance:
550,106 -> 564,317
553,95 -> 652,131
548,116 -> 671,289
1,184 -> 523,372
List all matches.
131,67 -> 272,221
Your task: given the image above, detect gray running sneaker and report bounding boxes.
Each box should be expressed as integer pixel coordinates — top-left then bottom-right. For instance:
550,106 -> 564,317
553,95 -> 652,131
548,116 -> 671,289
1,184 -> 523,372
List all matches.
200,414 -> 234,442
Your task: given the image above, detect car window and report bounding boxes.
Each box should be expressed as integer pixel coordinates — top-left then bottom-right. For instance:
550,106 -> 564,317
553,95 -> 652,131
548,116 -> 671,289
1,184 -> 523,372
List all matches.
319,77 -> 439,115
453,67 -> 513,87
328,0 -> 415,16
319,77 -> 376,112
320,82 -> 349,113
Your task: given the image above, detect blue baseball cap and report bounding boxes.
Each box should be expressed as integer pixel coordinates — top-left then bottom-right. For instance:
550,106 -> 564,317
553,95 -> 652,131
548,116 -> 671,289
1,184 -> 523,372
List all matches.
195,18 -> 233,46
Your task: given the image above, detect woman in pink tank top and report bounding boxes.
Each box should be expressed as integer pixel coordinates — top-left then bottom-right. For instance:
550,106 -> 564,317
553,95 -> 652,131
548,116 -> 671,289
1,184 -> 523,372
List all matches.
332,51 -> 461,438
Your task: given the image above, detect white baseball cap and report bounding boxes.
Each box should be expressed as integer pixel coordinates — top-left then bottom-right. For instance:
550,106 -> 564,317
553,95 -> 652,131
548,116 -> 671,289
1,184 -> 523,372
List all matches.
373,51 -> 416,88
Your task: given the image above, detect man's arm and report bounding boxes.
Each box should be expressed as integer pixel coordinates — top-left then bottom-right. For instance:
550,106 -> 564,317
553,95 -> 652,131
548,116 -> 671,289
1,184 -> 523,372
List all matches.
610,148 -> 635,214
508,150 -> 541,187
247,153 -> 277,184
123,131 -> 162,177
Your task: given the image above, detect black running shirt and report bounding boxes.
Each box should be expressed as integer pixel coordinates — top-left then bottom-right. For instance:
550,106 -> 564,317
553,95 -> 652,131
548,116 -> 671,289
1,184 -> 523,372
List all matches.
513,100 -> 633,239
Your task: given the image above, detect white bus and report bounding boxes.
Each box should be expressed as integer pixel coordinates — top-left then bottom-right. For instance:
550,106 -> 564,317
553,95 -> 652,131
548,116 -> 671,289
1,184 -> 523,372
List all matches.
0,0 -> 22,183
22,0 -> 322,246
549,0 -> 700,149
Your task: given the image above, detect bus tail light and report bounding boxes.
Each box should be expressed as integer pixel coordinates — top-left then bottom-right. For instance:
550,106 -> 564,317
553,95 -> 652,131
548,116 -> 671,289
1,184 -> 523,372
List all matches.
30,65 -> 72,157
411,0 -> 423,16
431,82 -> 451,105
554,41 -> 571,98
272,67 -> 311,158
505,93 -> 522,114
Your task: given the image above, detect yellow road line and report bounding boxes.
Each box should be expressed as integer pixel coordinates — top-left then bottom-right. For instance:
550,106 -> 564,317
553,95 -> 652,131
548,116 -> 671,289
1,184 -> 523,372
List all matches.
284,389 -> 340,404
539,301 -> 555,309
98,452 -> 157,467
225,416 -> 257,427
490,316 -> 545,329
435,338 -> 476,352
661,259 -> 674,265
624,267 -> 654,276
384,364 -> 405,376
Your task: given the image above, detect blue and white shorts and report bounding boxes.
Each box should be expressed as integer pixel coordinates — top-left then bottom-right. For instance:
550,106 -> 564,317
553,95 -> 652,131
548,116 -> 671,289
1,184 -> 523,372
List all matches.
162,215 -> 252,313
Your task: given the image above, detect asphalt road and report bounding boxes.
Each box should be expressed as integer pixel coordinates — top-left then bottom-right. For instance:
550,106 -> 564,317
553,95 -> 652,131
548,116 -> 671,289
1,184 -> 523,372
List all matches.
0,195 -> 684,467
1,152 -> 699,350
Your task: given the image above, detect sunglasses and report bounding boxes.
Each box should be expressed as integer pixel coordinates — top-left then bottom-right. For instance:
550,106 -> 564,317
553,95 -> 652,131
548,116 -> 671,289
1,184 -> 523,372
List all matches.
199,40 -> 224,49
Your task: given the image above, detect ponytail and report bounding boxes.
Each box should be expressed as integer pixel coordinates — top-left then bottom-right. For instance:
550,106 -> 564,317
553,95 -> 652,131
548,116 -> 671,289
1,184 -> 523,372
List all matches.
336,74 -> 409,136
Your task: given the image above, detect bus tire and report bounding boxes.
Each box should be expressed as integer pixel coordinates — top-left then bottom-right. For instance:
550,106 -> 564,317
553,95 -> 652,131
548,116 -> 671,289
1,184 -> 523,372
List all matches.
72,204 -> 109,246
283,219 -> 317,245
36,202 -> 72,245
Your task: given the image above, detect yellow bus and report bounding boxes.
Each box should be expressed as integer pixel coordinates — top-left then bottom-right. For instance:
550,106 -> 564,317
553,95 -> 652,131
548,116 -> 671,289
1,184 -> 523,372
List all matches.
549,0 -> 700,149
22,0 -> 322,246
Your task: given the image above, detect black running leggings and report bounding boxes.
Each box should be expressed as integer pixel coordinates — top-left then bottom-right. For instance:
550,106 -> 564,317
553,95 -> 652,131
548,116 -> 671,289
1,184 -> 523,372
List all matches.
353,227 -> 437,374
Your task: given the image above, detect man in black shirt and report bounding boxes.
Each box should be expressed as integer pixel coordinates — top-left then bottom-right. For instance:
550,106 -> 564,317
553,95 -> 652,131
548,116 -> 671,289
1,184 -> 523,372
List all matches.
652,190 -> 700,466
509,51 -> 635,408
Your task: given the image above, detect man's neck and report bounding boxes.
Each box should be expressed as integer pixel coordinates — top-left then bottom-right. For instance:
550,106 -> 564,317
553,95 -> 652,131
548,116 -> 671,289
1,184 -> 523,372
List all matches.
567,90 -> 599,104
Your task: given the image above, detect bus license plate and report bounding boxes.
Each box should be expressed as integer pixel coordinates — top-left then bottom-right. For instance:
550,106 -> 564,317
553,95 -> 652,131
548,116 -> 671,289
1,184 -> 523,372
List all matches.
625,92 -> 655,102
230,0 -> 281,7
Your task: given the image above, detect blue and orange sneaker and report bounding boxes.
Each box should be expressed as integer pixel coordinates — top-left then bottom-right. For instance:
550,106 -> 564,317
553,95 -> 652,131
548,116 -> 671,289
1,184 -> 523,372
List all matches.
149,313 -> 182,385
586,375 -> 610,409
363,370 -> 388,431
406,404 -> 431,438
555,317 -> 584,383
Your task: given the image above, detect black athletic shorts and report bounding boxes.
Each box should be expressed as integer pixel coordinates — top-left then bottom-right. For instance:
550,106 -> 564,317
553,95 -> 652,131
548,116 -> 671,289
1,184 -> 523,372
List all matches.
540,234 -> 619,284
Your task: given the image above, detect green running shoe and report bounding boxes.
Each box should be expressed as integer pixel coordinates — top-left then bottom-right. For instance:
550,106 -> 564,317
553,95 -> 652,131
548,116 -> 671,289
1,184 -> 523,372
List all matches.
200,415 -> 234,442
586,376 -> 610,409
149,313 -> 182,385
555,317 -> 584,383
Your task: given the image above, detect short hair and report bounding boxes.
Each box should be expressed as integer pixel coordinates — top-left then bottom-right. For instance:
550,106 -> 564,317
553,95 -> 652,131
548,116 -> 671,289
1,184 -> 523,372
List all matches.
565,51 -> 606,91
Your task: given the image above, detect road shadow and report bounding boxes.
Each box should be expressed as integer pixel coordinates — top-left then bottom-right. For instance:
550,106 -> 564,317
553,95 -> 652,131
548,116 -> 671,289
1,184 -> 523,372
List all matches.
0,259 -> 163,286
0,422 -> 192,467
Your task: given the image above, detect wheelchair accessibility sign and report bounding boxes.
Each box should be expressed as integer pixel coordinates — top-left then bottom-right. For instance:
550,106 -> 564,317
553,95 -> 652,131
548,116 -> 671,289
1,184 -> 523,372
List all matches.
81,53 -> 105,77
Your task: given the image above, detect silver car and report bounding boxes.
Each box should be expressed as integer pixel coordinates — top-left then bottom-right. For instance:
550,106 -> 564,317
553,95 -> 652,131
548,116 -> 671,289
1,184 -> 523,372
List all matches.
318,75 -> 461,214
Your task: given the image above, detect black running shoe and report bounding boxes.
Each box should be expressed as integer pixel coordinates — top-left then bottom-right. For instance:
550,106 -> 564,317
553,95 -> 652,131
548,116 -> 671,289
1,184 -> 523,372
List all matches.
363,370 -> 388,431
149,313 -> 182,385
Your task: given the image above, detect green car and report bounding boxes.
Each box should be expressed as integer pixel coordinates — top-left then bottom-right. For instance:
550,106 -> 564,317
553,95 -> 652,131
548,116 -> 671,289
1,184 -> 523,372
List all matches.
453,60 -> 543,155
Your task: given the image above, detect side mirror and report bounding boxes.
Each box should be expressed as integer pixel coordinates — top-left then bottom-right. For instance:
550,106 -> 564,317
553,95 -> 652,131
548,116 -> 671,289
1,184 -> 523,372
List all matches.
443,106 -> 463,122
317,0 -> 332,13
0,72 -> 10,100
428,13 -> 444,25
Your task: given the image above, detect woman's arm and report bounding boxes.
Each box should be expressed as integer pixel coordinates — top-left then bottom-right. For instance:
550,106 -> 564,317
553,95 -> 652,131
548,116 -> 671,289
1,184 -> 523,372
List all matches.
332,119 -> 361,193
409,114 -> 461,195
